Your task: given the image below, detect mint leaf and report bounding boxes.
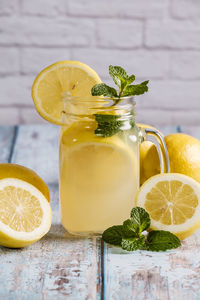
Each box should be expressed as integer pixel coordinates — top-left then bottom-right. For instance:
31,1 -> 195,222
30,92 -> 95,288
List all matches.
146,231 -> 181,252
102,225 -> 124,246
91,83 -> 118,98
123,219 -> 138,237
130,207 -> 151,234
94,114 -> 123,137
121,236 -> 146,251
122,81 -> 149,97
91,66 -> 149,100
109,65 -> 128,87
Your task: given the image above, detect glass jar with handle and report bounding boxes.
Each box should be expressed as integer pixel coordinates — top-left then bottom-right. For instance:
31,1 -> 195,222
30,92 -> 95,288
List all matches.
59,96 -> 169,235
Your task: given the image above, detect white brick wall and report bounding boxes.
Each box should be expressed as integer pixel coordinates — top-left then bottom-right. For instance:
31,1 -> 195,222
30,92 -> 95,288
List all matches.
0,0 -> 200,126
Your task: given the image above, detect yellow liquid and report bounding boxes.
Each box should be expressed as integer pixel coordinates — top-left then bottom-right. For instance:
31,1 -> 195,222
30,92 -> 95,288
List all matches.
59,122 -> 139,234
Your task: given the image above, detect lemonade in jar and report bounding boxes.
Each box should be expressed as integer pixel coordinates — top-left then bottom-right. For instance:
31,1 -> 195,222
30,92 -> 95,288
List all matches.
32,62 -> 169,235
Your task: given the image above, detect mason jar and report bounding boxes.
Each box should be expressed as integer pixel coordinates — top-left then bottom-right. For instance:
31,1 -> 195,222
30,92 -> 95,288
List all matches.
59,96 -> 169,235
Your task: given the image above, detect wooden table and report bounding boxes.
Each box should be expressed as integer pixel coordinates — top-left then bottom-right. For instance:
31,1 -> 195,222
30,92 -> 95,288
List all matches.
0,124 -> 200,300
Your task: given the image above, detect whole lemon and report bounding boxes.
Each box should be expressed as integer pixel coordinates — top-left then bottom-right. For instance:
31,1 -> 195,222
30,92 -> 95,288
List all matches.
140,133 -> 200,185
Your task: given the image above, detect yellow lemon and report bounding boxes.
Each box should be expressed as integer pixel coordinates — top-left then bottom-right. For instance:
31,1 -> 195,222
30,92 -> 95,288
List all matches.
140,133 -> 200,185
0,178 -> 52,248
0,163 -> 50,202
32,61 -> 101,125
135,173 -> 200,240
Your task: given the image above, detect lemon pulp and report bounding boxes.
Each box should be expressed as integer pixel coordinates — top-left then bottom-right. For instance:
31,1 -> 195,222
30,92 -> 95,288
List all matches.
0,178 -> 52,248
136,173 -> 200,239
32,61 -> 101,124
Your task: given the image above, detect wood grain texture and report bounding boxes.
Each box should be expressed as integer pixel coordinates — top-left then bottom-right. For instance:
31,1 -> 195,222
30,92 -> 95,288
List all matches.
0,124 -> 102,300
10,124 -> 59,184
104,230 -> 200,300
1,124 -> 200,300
0,126 -> 16,163
0,184 -> 101,299
103,125 -> 200,300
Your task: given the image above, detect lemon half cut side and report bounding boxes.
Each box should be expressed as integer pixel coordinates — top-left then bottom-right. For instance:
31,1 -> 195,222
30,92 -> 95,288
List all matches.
0,178 -> 52,248
136,173 -> 200,240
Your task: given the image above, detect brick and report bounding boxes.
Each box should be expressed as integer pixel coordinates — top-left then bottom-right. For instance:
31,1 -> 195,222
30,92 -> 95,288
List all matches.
136,109 -> 200,126
171,0 -> 200,19
19,108 -> 47,124
68,0 -> 166,18
0,107 -> 19,125
21,0 -> 59,17
171,51 -> 200,79
72,48 -> 169,79
145,20 -> 200,49
21,48 -> 71,74
0,75 -> 34,106
0,17 -> 95,46
0,0 -> 18,16
97,20 -> 143,49
138,80 -> 200,110
0,48 -> 19,74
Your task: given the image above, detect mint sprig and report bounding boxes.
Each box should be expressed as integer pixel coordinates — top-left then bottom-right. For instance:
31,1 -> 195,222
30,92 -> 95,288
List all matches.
102,207 -> 181,252
91,65 -> 149,99
91,65 -> 149,137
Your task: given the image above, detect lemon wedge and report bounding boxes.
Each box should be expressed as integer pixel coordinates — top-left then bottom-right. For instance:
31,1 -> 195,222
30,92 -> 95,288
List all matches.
32,61 -> 101,124
135,173 -> 200,240
0,178 -> 52,248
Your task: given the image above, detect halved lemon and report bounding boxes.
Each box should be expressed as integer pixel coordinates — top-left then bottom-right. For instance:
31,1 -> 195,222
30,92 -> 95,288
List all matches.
135,173 -> 200,240
32,61 -> 101,124
0,178 -> 52,248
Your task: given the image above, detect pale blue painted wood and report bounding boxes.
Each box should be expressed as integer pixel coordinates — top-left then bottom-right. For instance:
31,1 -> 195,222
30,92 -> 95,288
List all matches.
10,124 -> 59,184
103,125 -> 200,300
0,126 -> 16,163
0,125 -> 102,300
1,124 -> 200,300
0,184 -> 101,299
104,230 -> 200,300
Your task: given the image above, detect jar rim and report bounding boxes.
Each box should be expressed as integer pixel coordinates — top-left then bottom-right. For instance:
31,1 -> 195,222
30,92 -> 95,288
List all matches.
62,95 -> 136,105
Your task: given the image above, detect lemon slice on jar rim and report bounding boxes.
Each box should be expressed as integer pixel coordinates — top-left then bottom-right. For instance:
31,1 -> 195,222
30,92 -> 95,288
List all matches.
32,61 -> 102,125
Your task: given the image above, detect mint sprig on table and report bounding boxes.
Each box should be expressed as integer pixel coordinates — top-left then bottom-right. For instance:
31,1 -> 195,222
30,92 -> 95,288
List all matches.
102,207 -> 181,252
91,66 -> 148,137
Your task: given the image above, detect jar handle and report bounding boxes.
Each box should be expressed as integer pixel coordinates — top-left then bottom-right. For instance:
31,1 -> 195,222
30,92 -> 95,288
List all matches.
139,126 -> 170,174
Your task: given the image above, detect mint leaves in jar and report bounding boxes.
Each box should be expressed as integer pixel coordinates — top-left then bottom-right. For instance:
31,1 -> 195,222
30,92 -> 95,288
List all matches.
91,66 -> 149,137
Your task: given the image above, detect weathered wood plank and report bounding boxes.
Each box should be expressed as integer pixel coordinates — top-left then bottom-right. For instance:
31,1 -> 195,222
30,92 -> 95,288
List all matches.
103,125 -> 198,300
0,124 -> 102,299
0,126 -> 16,163
10,124 -> 59,184
104,230 -> 200,300
0,184 -> 101,299
179,126 -> 200,139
